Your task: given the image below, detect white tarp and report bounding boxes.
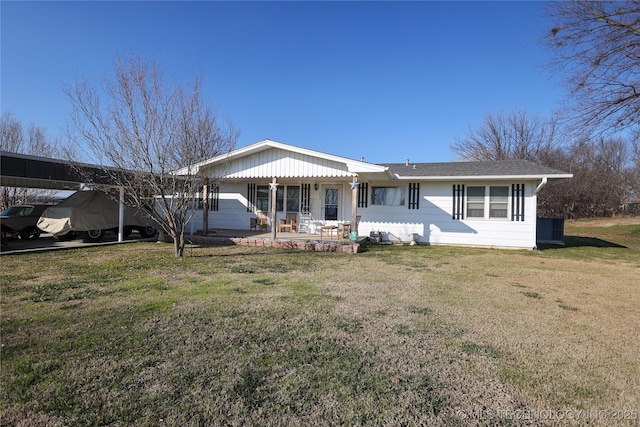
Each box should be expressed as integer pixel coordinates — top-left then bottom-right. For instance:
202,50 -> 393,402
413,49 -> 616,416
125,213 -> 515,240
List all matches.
37,190 -> 156,236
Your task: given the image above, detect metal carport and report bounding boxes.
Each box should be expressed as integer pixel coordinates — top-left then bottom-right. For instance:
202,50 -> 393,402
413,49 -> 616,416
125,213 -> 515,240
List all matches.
1,151 -> 129,241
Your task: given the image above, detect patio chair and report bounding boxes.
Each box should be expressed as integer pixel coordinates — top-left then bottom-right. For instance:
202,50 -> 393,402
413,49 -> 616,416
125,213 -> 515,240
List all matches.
250,211 -> 269,231
278,212 -> 297,232
299,213 -> 319,233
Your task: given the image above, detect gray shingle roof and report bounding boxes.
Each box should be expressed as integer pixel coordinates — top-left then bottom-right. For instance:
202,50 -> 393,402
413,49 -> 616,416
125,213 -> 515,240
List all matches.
382,160 -> 571,178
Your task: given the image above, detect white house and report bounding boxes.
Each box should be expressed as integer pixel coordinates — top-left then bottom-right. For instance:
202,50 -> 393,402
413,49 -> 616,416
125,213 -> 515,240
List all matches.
186,139 -> 572,249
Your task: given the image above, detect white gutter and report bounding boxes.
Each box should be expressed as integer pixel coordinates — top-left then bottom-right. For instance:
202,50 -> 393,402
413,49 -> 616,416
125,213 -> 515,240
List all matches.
535,177 -> 548,194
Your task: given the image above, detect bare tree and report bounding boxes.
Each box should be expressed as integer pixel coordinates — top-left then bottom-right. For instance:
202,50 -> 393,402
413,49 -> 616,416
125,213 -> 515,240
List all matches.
65,55 -> 238,257
545,1 -> 640,136
451,109 -> 561,161
0,112 -> 57,209
538,137 -> 635,218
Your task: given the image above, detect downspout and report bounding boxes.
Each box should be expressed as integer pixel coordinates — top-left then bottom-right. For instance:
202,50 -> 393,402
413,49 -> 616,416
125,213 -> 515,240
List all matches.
532,177 -> 547,250
535,177 -> 548,194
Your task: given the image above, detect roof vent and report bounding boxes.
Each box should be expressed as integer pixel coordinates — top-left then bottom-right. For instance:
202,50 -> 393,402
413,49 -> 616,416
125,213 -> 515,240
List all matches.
405,158 -> 410,166
360,157 -> 365,162
413,164 -> 416,170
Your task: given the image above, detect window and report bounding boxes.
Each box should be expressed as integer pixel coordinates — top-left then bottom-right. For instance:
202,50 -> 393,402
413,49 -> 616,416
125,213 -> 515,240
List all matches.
489,186 -> 508,218
275,186 -> 301,212
276,186 -> 284,211
466,185 -> 510,219
371,186 -> 405,206
466,186 -> 485,218
256,185 -> 269,211
325,188 -> 339,220
254,184 -> 301,212
286,186 -> 300,212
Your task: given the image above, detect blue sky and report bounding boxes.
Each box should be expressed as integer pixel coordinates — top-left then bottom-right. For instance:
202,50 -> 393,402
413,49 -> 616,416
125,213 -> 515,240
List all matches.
1,1 -> 562,164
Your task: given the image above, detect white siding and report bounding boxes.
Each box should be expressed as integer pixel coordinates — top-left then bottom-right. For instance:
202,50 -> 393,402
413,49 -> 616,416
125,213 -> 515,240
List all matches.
222,148 -> 354,179
187,179 -> 541,249
185,182 -> 257,232
356,180 -> 539,249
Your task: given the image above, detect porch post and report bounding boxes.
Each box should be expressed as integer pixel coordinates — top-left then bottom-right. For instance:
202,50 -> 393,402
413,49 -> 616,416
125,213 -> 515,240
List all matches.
351,175 -> 358,236
270,177 -> 278,239
203,178 -> 209,236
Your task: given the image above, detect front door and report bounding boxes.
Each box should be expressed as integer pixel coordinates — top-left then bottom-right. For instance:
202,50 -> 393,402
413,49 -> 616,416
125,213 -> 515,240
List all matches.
324,187 -> 339,220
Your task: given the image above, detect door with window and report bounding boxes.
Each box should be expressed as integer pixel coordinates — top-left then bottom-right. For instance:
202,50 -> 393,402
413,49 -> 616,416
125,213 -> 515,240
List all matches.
324,187 -> 339,220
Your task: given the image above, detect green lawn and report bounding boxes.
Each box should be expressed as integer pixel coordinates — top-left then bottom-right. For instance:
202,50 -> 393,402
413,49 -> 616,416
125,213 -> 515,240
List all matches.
1,218 -> 639,426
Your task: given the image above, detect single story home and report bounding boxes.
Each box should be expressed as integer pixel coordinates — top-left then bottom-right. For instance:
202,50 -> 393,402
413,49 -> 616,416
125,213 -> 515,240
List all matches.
186,139 -> 572,249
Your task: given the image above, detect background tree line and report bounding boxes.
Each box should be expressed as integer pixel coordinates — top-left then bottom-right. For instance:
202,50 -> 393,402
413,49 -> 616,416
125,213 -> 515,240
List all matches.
0,112 -> 59,210
453,1 -> 640,218
451,109 -> 640,218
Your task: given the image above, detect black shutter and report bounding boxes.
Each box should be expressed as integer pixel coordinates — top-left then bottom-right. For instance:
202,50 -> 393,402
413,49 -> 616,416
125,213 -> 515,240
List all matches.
512,184 -> 525,221
452,184 -> 465,220
408,182 -> 420,209
358,182 -> 369,208
210,184 -> 219,211
247,183 -> 255,212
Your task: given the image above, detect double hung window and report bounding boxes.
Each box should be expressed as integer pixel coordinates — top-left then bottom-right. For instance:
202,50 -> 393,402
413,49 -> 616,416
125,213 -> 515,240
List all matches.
466,187 -> 485,218
255,184 -> 300,212
466,186 -> 509,219
256,185 -> 270,211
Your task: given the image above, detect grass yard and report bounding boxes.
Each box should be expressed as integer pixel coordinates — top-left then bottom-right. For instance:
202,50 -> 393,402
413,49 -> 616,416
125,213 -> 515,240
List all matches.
1,218 -> 639,426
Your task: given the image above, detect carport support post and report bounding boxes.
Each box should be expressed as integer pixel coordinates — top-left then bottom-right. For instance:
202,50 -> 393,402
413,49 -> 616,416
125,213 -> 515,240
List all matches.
118,187 -> 125,242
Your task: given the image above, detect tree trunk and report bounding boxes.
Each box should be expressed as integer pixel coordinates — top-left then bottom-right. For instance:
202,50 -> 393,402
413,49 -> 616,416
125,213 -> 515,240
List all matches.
174,232 -> 185,258
168,230 -> 185,258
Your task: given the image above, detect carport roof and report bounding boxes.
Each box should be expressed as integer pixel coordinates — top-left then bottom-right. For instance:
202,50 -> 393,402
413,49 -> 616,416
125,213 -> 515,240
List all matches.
1,151 -> 113,190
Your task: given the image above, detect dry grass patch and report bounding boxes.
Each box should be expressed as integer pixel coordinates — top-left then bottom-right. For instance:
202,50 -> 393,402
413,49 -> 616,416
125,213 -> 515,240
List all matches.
1,218 -> 639,426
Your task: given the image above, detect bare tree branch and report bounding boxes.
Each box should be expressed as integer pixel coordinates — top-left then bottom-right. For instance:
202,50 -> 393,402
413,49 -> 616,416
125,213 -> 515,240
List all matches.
0,112 -> 58,209
545,1 -> 640,136
64,54 -> 238,257
451,109 -> 561,162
